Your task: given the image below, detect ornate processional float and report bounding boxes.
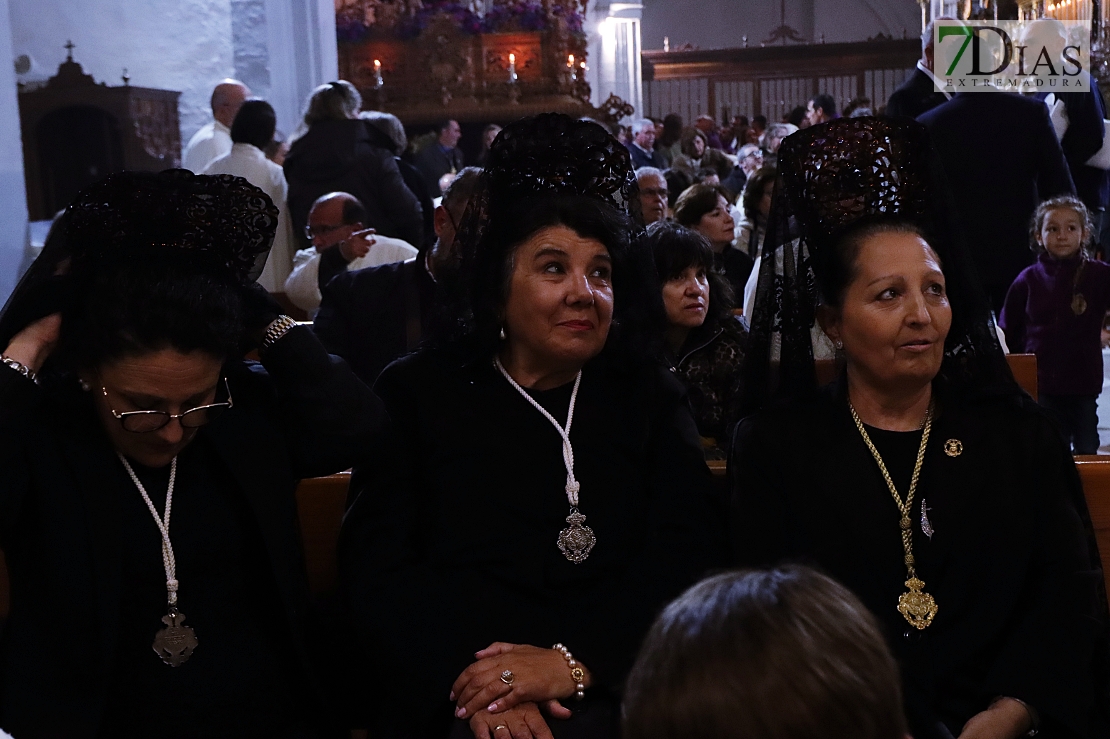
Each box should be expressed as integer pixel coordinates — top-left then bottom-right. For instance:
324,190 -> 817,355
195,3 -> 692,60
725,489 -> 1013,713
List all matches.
335,0 -> 633,126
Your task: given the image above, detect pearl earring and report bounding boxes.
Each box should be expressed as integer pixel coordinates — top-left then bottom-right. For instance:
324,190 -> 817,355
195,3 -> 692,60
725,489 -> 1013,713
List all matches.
835,340 -> 844,350
499,327 -> 507,340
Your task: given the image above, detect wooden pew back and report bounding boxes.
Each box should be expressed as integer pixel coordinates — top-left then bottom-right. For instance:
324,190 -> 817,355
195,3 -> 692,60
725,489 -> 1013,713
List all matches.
1075,457 -> 1110,597
295,472 -> 351,597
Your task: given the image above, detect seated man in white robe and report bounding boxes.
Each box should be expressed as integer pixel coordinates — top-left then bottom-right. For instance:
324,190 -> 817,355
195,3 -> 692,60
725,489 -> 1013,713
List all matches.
284,192 -> 417,314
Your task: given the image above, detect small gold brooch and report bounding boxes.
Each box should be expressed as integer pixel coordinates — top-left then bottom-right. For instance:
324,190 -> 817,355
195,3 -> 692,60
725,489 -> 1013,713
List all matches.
944,439 -> 963,457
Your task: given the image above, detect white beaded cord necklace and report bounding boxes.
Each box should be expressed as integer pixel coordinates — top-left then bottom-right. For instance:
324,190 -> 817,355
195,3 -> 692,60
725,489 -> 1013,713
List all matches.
117,453 -> 199,666
494,357 -> 596,563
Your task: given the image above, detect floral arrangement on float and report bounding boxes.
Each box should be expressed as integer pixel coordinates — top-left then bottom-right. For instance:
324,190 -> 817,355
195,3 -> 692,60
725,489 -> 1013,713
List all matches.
335,0 -> 586,42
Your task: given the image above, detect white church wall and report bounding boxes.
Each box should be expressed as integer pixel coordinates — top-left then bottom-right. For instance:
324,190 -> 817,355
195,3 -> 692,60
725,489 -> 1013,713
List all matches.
8,0 -> 236,145
0,0 -> 28,301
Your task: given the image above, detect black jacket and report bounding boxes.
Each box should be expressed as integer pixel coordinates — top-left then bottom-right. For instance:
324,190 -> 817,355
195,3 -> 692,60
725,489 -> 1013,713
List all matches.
671,315 -> 748,445
313,259 -> 436,387
0,328 -> 386,737
1036,77 -> 1110,212
284,119 -> 424,250
732,382 -> 1108,739
918,92 -> 1075,310
886,67 -> 949,120
413,143 -> 465,197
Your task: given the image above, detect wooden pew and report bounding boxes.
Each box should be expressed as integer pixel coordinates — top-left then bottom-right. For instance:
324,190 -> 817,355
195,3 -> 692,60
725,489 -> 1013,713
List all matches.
1075,457 -> 1110,598
295,472 -> 352,597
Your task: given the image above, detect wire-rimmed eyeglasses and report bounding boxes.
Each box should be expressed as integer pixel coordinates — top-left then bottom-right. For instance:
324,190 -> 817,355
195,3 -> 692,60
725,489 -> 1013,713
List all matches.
101,378 -> 234,433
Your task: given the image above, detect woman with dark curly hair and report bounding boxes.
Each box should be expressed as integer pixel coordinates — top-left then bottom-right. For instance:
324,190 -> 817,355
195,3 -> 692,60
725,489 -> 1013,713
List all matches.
674,183 -> 754,300
646,222 -> 747,451
340,113 -> 723,739
0,170 -> 385,738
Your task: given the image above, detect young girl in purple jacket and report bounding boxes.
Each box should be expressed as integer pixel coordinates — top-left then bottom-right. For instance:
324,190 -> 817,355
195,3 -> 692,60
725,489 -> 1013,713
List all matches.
1000,195 -> 1110,454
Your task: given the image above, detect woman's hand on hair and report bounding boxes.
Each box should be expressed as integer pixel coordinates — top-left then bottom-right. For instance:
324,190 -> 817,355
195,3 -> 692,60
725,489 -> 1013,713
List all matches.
468,702 -> 555,739
4,313 -> 61,372
451,643 -> 584,719
238,283 -> 284,352
958,698 -> 1034,739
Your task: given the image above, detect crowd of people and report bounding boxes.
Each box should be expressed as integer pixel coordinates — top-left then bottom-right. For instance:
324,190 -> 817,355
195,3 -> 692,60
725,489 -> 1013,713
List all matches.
0,15 -> 1109,739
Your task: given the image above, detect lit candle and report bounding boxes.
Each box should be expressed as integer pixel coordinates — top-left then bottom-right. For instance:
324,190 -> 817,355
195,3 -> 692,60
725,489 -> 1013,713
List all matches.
568,54 -> 574,67
568,54 -> 576,81
508,53 -> 517,83
373,59 -> 383,89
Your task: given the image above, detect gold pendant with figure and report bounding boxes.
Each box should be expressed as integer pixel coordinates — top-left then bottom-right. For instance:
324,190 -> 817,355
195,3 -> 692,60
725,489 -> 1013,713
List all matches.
897,577 -> 938,630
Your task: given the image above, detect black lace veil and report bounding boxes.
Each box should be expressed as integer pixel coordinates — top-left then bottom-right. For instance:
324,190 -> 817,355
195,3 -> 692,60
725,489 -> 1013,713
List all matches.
0,169 -> 278,350
740,117 -> 1019,415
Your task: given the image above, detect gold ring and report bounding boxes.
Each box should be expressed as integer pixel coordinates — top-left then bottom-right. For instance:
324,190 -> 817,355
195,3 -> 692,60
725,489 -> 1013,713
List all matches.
500,669 -> 514,685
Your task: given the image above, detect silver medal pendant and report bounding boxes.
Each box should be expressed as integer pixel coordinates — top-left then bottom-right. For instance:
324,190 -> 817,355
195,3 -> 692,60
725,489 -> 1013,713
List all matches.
557,508 -> 596,564
153,608 -> 198,667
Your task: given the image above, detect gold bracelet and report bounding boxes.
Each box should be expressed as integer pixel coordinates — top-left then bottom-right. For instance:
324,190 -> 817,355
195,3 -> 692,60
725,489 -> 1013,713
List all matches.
552,643 -> 585,700
1,355 -> 39,385
261,315 -> 299,354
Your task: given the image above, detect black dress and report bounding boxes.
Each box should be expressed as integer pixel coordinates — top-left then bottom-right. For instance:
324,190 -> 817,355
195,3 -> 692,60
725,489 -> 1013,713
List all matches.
0,327 -> 386,738
731,381 -> 1108,739
340,347 -> 726,738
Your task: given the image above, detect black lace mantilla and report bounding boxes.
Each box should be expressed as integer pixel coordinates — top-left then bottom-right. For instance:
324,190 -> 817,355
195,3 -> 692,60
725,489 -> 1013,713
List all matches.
455,113 -> 642,253
66,169 -> 279,282
741,117 -> 1017,416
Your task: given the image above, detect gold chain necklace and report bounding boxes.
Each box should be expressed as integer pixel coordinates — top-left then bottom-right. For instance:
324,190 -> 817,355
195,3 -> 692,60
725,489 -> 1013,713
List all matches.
848,399 -> 939,630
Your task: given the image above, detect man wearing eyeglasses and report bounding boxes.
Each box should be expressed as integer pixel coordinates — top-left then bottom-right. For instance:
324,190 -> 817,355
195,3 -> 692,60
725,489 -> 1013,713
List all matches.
283,192 -> 417,315
636,167 -> 669,225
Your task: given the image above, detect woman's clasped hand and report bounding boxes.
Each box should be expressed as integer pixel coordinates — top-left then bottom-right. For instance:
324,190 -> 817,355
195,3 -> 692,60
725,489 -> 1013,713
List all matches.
452,643 -> 587,719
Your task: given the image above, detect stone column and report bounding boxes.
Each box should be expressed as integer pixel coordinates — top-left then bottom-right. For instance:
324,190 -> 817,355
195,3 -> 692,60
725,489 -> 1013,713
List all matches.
0,0 -> 30,302
586,0 -> 643,120
232,0 -> 339,138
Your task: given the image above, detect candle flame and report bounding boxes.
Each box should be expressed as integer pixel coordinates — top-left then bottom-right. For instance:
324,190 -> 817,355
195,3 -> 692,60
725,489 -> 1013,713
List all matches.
509,53 -> 516,64
374,59 -> 381,70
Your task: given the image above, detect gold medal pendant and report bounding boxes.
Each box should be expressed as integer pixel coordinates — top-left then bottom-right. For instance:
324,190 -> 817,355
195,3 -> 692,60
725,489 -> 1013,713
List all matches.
1072,292 -> 1088,316
897,577 -> 938,630
152,608 -> 198,667
557,508 -> 596,564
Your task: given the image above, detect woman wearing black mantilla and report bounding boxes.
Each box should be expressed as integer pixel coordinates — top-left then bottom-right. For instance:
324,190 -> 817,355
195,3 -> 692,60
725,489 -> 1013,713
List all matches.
731,118 -> 1109,739
0,170 -> 385,738
339,114 -> 723,739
